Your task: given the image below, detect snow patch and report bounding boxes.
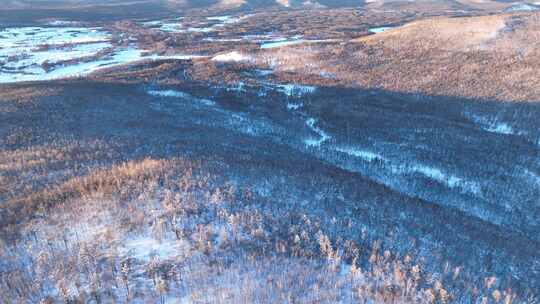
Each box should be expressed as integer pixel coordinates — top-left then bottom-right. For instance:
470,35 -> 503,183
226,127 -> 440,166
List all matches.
412,165 -> 462,188
409,164 -> 480,194
335,146 -> 384,162
276,84 -> 317,97
368,26 -> 394,34
212,51 -> 251,62
505,3 -> 539,11
304,118 -> 331,147
260,39 -> 306,49
142,20 -> 184,33
485,123 -> 514,135
468,114 -> 514,135
287,103 -> 302,110
147,89 -> 215,106
121,237 -> 185,261
46,20 -> 81,26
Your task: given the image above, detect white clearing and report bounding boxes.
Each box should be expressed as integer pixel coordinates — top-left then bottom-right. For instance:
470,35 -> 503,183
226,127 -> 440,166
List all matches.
120,236 -> 186,261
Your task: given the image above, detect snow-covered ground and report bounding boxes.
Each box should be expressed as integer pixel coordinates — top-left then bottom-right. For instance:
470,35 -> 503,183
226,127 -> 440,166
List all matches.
141,15 -> 249,33
0,26 -> 206,83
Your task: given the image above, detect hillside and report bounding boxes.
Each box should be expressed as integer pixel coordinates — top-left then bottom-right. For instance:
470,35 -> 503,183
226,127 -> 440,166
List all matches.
210,12 -> 540,102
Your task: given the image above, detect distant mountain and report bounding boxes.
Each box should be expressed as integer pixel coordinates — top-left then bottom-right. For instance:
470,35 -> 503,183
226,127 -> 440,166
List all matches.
3,0 -> 536,15
4,0 -> 368,10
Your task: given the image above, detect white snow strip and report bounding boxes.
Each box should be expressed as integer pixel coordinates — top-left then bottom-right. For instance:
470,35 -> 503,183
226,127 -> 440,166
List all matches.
468,114 -> 514,135
412,165 -> 462,188
207,15 -> 232,22
409,164 -> 481,194
147,89 -> 215,106
211,51 -> 250,62
368,26 -> 394,34
335,146 -> 384,162
277,84 -> 317,97
260,39 -> 306,49
47,20 -> 81,26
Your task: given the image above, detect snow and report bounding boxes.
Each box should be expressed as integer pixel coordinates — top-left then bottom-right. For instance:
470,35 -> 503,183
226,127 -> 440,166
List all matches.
304,118 -> 331,147
211,51 -> 251,62
333,143 -> 480,194
121,236 -> 186,261
187,27 -> 214,33
412,165 -> 462,188
0,26 -> 115,83
409,164 -> 481,194
468,114 -> 515,135
0,48 -> 145,83
142,15 -> 246,34
0,25 -> 209,83
524,169 -> 540,187
260,39 -> 306,49
485,123 -> 514,135
287,103 -> 302,110
335,147 -> 384,162
368,26 -> 394,34
505,3 -> 539,11
46,20 -> 81,26
276,84 -> 317,97
147,89 -> 216,106
207,16 -> 232,22
142,20 -> 185,33
0,26 -> 110,48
